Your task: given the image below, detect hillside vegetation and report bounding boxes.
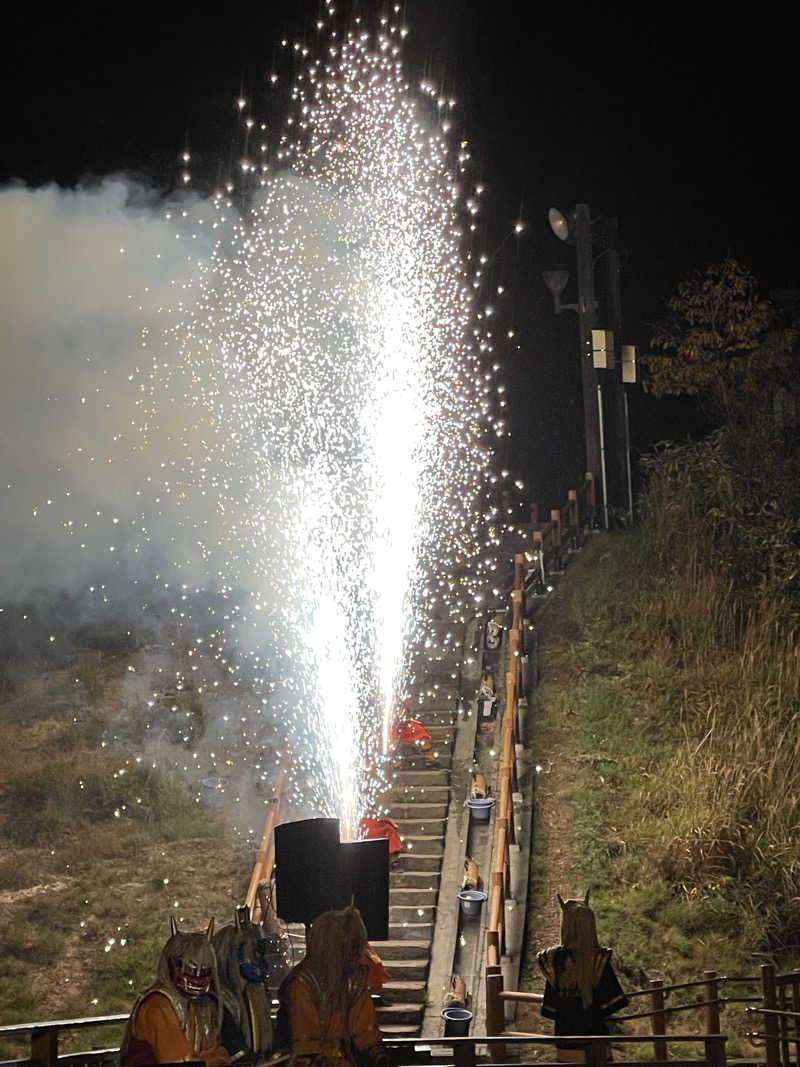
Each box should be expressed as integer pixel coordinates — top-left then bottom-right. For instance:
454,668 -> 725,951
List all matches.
524,420 -> 799,1022
0,653 -> 255,1060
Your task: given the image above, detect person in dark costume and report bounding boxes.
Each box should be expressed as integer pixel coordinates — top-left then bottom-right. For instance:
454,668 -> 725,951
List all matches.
538,891 -> 628,1063
212,908 -> 273,1063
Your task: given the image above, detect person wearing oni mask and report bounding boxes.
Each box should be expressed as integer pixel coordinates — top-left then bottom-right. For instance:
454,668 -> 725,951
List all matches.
121,918 -> 229,1067
277,907 -> 387,1067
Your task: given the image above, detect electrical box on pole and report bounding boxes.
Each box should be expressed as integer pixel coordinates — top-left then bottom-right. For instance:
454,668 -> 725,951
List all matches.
621,344 -> 638,383
591,329 -> 615,369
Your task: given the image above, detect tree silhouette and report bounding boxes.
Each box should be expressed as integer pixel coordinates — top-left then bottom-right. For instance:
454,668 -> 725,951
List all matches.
644,258 -> 796,422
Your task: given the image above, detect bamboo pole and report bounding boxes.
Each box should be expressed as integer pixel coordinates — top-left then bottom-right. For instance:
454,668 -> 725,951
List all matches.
245,770 -> 286,916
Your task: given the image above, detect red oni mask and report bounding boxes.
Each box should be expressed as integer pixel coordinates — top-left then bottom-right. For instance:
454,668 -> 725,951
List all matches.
168,954 -> 213,1000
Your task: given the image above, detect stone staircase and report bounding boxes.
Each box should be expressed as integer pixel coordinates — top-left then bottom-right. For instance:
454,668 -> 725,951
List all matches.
268,673 -> 467,1039
372,683 -> 462,1038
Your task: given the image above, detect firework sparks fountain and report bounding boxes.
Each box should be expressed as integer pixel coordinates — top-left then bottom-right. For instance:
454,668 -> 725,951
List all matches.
49,3 -> 505,843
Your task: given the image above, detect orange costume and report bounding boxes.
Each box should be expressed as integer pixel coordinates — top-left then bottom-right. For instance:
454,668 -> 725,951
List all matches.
363,945 -> 390,992
358,816 -> 402,856
125,992 -> 228,1067
278,908 -> 387,1067
391,719 -> 431,747
121,919 -> 228,1067
391,719 -> 437,767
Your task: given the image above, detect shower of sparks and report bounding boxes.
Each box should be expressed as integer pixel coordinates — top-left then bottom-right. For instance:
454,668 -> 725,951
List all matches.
40,3 -> 516,841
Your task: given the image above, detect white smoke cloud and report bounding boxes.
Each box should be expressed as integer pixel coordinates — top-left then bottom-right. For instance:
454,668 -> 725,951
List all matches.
0,178 -> 216,602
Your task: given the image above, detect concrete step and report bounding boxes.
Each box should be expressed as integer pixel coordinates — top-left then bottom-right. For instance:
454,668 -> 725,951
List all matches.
380,981 -> 427,1004
382,958 -> 430,981
412,704 -> 457,717
385,783 -> 450,804
394,817 -> 447,836
388,921 -> 433,941
371,939 -> 431,959
376,1002 -> 425,1026
390,904 -> 436,924
391,852 -> 443,872
388,801 -> 448,820
390,886 -> 439,907
424,725 -> 456,741
378,1023 -> 422,1036
397,753 -> 452,770
400,834 -> 445,856
390,870 -> 441,890
413,694 -> 459,707
391,769 -> 450,787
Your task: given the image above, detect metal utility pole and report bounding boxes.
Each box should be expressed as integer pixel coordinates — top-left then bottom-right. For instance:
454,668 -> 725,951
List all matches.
574,204 -> 601,509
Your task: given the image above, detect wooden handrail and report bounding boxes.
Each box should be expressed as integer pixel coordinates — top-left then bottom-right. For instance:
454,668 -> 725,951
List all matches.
245,768 -> 288,921
0,1016 -> 128,1038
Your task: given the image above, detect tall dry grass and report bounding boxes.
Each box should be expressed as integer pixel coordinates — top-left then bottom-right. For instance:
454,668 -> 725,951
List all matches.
629,429 -> 800,954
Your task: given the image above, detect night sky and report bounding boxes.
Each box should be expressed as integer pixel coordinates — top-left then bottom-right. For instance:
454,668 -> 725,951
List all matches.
4,3 -> 794,506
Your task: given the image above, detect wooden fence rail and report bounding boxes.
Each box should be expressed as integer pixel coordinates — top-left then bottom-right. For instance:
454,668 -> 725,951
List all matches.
0,1026 -> 735,1067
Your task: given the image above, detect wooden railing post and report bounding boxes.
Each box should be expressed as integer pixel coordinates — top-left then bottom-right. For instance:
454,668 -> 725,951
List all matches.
762,963 -> 780,1067
530,502 -> 539,527
511,588 -> 523,631
514,553 -> 525,591
568,489 -> 578,529
790,974 -> 800,1066
704,1034 -> 726,1067
454,1039 -> 476,1067
585,1038 -> 609,1067
509,629 -> 521,688
550,508 -> 562,562
484,967 -> 507,1065
585,471 -> 596,522
704,971 -> 721,1035
31,1029 -> 58,1067
649,979 -> 668,1061
486,965 -> 505,1036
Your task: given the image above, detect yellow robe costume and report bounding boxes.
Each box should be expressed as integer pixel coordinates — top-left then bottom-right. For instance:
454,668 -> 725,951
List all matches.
125,987 -> 229,1067
280,965 -> 382,1064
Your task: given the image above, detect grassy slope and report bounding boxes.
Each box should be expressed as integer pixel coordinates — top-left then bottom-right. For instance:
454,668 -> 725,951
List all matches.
520,524 -> 799,1054
0,658 -> 253,1058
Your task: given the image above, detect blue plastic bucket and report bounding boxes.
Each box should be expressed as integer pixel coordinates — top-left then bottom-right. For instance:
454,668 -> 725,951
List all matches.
466,797 -> 494,822
458,889 -> 488,918
442,1007 -> 473,1036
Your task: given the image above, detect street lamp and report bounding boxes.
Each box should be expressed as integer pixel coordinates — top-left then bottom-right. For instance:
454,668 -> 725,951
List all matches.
543,204 -> 634,528
544,203 -> 605,527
